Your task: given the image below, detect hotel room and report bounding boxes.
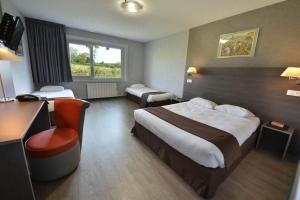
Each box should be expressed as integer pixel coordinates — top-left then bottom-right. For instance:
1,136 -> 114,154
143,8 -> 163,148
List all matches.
0,0 -> 300,199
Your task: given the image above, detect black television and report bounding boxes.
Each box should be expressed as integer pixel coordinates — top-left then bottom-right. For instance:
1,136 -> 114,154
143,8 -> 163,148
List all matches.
0,13 -> 24,51
6,16 -> 24,51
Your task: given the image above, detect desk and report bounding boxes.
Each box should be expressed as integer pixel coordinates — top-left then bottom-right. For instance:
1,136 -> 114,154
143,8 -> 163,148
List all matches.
0,101 -> 50,200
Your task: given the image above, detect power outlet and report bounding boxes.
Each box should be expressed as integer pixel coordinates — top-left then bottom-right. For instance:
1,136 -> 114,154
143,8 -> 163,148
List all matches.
287,90 -> 300,97
187,79 -> 192,83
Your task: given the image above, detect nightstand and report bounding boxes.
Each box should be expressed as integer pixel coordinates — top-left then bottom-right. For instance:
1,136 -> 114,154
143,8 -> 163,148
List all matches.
256,122 -> 295,160
171,97 -> 184,104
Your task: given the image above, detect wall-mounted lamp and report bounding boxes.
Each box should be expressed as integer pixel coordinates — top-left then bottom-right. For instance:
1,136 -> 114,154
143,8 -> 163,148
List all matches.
187,67 -> 198,76
281,67 -> 300,85
0,41 -> 21,61
0,41 -> 21,103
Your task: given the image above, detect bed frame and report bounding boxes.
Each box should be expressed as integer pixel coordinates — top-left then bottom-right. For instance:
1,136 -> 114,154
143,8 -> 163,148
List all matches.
132,122 -> 258,199
126,92 -> 172,107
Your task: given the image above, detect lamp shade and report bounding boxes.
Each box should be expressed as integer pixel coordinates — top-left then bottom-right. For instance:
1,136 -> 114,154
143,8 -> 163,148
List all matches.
187,67 -> 197,74
281,67 -> 300,78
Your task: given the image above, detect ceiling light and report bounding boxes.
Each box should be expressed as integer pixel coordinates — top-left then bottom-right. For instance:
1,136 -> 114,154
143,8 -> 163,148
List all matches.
121,0 -> 143,13
0,41 -> 21,61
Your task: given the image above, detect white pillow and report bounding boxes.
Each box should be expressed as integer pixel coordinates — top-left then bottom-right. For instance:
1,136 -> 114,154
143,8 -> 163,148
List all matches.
40,85 -> 64,92
130,84 -> 145,88
189,97 -> 217,109
215,104 -> 255,118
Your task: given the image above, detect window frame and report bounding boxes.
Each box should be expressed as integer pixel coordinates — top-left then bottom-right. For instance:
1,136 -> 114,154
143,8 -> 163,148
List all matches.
67,39 -> 128,82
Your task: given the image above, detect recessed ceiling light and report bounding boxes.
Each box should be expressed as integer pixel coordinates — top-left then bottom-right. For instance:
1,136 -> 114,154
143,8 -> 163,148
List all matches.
121,0 -> 143,13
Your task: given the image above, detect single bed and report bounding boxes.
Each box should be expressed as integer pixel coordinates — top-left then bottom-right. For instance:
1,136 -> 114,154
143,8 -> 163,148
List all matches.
132,98 -> 260,198
32,86 -> 75,125
32,89 -> 75,112
125,84 -> 175,107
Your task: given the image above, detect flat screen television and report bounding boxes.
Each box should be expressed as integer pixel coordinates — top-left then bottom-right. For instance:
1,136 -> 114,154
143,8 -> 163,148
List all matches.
0,13 -> 24,51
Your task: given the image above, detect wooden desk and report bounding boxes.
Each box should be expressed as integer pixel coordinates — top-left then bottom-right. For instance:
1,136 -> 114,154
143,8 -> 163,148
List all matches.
0,101 -> 50,200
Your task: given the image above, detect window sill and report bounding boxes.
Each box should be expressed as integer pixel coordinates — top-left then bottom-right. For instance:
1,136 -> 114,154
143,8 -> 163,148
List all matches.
72,77 -> 126,83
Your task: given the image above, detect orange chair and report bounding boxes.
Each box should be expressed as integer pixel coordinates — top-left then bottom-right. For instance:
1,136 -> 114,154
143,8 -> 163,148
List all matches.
25,99 -> 90,181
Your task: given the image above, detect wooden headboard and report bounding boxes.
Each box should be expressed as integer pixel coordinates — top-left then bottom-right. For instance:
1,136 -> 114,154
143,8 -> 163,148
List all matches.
183,67 -> 300,154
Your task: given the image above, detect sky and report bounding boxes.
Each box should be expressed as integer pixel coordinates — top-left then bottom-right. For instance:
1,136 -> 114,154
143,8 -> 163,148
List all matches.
70,43 -> 121,63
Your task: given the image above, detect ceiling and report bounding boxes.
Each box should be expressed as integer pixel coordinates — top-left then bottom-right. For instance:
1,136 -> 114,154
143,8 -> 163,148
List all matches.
11,0 -> 285,42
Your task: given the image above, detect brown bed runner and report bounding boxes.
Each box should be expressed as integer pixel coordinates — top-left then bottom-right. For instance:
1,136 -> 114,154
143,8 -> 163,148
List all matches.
140,92 -> 165,107
144,107 -> 241,169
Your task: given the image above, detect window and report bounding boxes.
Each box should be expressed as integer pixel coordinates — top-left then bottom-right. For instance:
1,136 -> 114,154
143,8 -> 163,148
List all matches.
69,43 -> 91,77
93,46 -> 122,79
69,41 -> 125,80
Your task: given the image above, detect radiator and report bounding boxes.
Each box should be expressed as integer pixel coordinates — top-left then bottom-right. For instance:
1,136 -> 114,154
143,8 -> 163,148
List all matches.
87,83 -> 118,99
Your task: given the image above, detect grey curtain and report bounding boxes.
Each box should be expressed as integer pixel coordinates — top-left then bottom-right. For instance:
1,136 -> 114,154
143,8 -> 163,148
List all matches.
26,18 -> 72,84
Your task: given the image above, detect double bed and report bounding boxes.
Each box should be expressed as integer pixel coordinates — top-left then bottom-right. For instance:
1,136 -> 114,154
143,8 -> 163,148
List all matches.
132,98 -> 260,198
125,84 -> 175,107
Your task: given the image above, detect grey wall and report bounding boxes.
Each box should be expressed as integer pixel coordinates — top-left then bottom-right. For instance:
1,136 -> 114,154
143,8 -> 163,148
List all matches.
144,31 -> 189,98
0,0 -> 34,96
61,28 -> 144,98
186,0 -> 300,68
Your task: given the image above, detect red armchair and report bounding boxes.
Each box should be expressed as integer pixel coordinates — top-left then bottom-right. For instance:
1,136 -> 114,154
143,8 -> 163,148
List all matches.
25,99 -> 90,181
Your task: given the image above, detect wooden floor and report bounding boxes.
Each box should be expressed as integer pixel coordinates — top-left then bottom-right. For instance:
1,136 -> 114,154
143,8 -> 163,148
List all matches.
33,98 -> 296,200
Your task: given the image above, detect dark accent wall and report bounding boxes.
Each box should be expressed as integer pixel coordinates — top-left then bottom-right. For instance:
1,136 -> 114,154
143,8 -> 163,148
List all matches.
184,0 -> 300,155
184,67 -> 300,153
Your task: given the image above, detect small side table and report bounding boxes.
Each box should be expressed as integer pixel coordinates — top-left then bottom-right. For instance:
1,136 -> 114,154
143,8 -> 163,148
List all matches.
256,122 -> 295,160
171,97 -> 184,104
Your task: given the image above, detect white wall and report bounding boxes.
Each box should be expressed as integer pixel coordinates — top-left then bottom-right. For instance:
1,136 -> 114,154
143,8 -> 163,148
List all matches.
0,1 -> 188,99
0,0 -> 34,96
0,61 -> 15,98
144,31 -> 189,98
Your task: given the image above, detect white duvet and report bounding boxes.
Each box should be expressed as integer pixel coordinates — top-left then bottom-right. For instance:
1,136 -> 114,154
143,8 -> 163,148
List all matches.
32,89 -> 75,99
134,102 -> 260,168
125,87 -> 174,102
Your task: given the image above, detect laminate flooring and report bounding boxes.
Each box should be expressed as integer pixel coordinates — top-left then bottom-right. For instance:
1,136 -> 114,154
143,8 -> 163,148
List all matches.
33,98 -> 297,200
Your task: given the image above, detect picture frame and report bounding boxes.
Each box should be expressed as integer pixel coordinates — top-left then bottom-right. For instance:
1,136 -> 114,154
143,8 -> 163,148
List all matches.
217,28 -> 259,58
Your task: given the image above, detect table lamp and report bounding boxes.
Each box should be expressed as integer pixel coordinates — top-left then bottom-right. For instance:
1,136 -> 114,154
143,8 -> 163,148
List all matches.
281,67 -> 300,85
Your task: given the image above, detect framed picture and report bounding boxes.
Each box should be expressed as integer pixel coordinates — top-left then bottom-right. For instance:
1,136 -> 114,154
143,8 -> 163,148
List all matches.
217,28 -> 259,58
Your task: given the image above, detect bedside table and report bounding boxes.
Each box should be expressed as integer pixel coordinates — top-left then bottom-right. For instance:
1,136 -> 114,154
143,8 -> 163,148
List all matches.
171,97 -> 184,104
256,122 -> 295,160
